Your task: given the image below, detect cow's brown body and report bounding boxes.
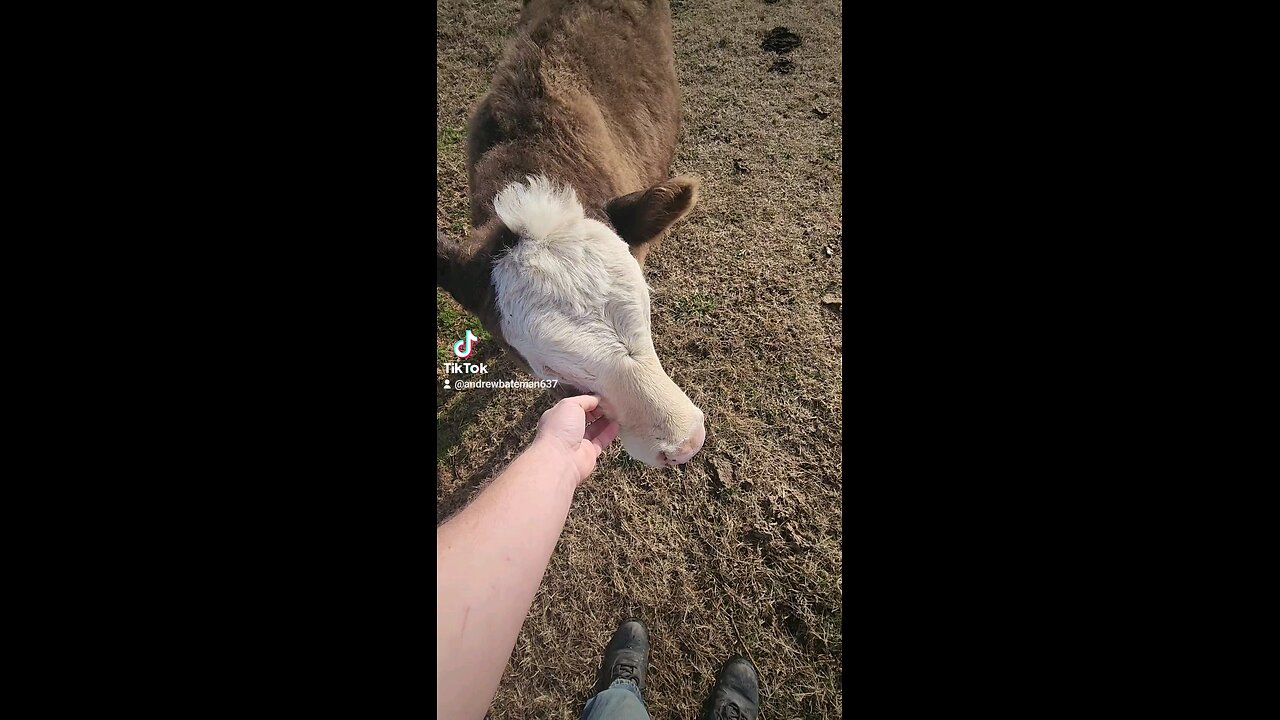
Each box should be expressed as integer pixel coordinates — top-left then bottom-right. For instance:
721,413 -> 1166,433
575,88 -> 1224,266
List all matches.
439,0 -> 685,379
468,0 -> 682,227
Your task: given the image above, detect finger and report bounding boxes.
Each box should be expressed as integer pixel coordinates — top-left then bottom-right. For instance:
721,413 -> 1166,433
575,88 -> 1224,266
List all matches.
587,418 -> 620,451
559,394 -> 600,414
584,416 -> 615,441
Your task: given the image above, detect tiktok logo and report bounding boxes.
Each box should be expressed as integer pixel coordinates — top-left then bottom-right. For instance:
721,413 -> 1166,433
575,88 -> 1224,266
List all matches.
453,329 -> 478,358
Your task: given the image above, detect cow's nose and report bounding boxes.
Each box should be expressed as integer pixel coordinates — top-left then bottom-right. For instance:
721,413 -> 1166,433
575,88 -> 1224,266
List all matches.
667,421 -> 706,464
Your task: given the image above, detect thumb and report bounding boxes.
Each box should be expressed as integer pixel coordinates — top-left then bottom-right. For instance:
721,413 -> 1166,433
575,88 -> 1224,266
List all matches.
559,394 -> 600,414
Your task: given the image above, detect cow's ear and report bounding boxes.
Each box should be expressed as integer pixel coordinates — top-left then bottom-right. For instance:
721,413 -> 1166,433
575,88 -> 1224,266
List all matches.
438,221 -> 520,318
604,175 -> 700,265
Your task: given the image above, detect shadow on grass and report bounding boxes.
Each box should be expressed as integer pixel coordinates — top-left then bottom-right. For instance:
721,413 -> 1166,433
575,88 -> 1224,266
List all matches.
436,391 -> 558,525
436,388 -> 493,462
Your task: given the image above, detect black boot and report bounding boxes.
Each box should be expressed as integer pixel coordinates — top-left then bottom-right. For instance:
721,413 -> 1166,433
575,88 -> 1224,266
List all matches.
703,655 -> 760,720
593,619 -> 650,696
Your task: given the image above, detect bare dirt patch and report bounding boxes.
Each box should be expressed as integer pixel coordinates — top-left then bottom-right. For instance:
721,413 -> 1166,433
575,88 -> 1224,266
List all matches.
438,1 -> 843,717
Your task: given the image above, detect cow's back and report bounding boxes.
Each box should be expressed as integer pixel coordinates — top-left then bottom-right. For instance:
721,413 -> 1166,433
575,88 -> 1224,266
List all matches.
467,0 -> 681,226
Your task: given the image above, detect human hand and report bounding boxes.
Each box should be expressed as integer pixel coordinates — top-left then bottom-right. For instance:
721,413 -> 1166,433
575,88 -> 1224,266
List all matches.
535,395 -> 621,485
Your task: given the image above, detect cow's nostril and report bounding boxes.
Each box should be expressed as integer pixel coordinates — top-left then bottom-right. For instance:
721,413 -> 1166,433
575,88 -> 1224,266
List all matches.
668,422 -> 706,464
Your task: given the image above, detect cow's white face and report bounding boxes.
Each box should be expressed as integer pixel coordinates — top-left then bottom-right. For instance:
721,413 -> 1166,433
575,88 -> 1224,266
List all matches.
491,175 -> 705,467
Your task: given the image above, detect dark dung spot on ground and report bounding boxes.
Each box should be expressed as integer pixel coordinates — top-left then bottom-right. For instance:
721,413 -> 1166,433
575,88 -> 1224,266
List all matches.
761,26 -> 801,54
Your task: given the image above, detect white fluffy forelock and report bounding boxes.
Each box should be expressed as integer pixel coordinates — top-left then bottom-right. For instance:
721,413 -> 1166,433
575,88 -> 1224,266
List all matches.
493,175 -> 585,245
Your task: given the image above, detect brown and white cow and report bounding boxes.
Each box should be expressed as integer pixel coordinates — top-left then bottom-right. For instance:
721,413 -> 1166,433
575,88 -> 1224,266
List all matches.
437,0 -> 705,467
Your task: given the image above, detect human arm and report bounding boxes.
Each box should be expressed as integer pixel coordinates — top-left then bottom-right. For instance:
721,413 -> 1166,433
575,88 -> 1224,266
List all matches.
436,395 -> 620,720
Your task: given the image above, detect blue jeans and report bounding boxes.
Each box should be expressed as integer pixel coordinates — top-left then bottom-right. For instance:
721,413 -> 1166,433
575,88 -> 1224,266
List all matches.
581,678 -> 650,720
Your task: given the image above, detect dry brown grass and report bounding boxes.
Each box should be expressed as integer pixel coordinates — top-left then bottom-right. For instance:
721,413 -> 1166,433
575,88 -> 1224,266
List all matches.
437,1 -> 842,716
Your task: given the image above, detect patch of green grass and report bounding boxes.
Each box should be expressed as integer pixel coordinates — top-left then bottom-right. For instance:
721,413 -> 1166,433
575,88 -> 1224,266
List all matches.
436,292 -> 491,338
437,126 -> 465,152
669,293 -> 718,321
437,292 -> 462,329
